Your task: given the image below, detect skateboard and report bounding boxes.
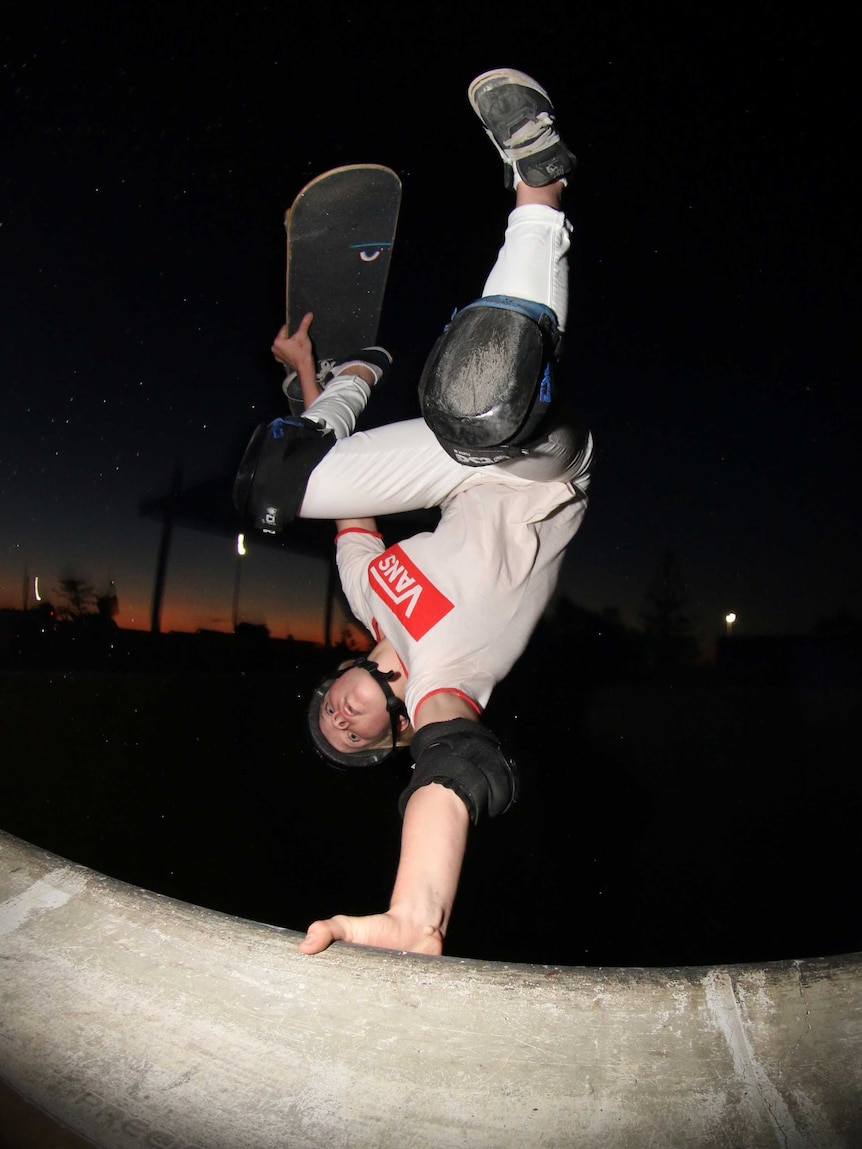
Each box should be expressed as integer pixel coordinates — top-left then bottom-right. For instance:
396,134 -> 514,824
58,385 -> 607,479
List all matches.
282,164 -> 401,413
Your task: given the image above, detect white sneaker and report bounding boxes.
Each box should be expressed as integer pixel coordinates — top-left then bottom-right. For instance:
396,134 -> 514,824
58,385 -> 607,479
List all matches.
468,68 -> 576,188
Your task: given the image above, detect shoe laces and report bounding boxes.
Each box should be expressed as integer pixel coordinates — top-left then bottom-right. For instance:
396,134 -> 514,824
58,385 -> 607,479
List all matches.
502,112 -> 560,159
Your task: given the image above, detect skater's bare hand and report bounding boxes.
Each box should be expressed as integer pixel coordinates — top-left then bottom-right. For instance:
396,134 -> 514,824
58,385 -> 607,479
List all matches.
298,911 -> 445,957
271,311 -> 315,372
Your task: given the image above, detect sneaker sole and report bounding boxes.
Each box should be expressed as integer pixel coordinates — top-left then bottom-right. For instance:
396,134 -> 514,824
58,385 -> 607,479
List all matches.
467,67 -> 552,115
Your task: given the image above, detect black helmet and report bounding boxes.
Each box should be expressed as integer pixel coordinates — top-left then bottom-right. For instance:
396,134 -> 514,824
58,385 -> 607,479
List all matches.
307,655 -> 409,769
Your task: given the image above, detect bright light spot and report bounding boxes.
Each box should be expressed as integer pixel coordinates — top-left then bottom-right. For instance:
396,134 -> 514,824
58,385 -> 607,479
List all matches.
236,533 -> 246,556
34,577 -> 42,602
725,613 -> 737,625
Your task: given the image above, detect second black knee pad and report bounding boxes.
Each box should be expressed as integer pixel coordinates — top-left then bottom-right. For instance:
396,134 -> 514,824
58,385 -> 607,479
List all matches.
418,295 -> 561,466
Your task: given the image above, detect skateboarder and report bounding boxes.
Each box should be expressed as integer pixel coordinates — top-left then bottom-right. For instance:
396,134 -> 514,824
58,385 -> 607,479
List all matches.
237,68 -> 592,956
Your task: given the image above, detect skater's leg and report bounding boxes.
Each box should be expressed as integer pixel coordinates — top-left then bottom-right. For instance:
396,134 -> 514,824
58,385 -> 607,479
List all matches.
233,341 -> 395,532
300,346 -> 393,440
298,418 -> 474,519
481,181 -> 572,330
417,183 -> 574,473
418,69 -> 578,471
469,68 -> 575,327
301,372 -> 373,440
272,315 -> 392,436
479,183 -> 591,487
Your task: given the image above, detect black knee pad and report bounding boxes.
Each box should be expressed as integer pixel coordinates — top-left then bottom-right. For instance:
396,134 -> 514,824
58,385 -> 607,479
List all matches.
398,718 -> 520,824
418,295 -> 561,466
233,416 -> 336,534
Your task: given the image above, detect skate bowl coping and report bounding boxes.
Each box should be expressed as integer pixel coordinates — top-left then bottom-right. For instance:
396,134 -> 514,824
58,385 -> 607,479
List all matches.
1,829 -> 860,1148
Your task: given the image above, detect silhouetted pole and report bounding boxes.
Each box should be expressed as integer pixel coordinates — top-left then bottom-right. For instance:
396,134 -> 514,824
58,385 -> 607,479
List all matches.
323,554 -> 336,651
232,535 -> 246,632
151,463 -> 183,635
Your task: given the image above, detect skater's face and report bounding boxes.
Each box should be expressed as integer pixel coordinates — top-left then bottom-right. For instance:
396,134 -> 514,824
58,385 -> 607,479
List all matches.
319,667 -> 390,754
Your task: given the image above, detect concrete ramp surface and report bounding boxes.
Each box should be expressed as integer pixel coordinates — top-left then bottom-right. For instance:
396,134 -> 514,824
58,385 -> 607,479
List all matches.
1,829 -> 860,1148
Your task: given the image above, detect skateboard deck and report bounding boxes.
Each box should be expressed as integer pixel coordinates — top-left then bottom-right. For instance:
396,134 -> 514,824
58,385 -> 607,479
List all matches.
283,164 -> 401,411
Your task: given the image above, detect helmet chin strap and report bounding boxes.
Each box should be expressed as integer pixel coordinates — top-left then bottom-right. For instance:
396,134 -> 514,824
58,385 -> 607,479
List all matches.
350,656 -> 408,751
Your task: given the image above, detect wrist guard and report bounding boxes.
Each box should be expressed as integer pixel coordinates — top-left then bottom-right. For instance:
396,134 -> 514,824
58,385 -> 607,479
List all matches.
398,718 -> 519,825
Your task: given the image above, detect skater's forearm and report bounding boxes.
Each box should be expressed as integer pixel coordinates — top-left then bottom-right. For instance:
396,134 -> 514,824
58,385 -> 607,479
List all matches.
297,784 -> 469,957
388,783 -> 470,939
271,313 -> 322,405
295,359 -> 323,407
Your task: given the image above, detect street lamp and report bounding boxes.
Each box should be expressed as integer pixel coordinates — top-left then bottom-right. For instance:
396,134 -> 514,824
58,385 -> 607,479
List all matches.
725,612 -> 737,636
233,534 -> 246,630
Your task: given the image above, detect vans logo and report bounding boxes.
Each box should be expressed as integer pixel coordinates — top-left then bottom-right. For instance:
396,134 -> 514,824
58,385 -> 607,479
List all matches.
368,545 -> 453,640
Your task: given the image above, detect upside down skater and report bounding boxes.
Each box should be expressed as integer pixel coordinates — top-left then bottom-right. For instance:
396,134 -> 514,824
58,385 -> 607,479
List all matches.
235,67 -> 593,954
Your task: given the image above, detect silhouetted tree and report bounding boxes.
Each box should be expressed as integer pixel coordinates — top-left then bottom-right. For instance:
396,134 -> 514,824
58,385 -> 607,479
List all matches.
56,575 -> 97,621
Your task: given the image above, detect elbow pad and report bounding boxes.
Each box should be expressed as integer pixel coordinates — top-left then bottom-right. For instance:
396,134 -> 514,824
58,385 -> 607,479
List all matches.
398,718 -> 520,825
233,416 -> 336,534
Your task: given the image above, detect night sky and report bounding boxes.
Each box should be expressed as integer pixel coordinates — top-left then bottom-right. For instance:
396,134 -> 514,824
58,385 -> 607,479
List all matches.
3,5 -> 859,648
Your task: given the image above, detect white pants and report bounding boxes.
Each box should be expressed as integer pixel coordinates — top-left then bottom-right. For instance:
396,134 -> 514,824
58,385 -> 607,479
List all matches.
482,203 -> 572,332
298,204 -> 590,519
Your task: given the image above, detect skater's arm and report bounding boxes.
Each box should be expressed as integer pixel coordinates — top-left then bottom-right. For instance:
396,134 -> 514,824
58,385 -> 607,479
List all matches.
335,517 -> 378,535
271,312 -> 322,406
298,782 -> 469,957
298,699 -> 480,957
